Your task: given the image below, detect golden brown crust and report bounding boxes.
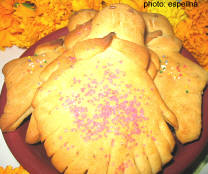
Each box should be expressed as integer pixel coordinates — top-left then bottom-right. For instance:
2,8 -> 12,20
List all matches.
64,20 -> 92,50
31,4 -> 176,173
140,12 -> 182,52
5,107 -> 33,132
0,41 -> 66,132
147,35 -> 182,53
145,30 -> 162,44
3,4 -> 207,174
73,32 -> 115,60
140,12 -> 174,36
0,56 -> 43,131
67,9 -> 98,32
25,113 -> 40,144
111,37 -> 150,70
35,38 -> 65,55
141,12 -> 208,143
39,49 -> 75,83
147,49 -> 160,79
86,4 -> 146,46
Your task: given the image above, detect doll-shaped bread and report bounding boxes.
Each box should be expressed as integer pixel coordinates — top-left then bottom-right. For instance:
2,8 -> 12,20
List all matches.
27,8 -> 113,144
141,12 -> 208,143
65,9 -> 160,80
32,4 -> 177,174
25,49 -> 76,144
26,10 -> 97,144
0,39 -> 66,132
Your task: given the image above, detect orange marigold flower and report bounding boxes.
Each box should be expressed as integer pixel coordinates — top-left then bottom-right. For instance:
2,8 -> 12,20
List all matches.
0,0 -> 74,49
147,0 -> 187,30
13,4 -> 36,18
0,0 -> 18,49
0,14 -> 14,30
0,0 -> 14,14
175,1 -> 208,70
0,165 -> 29,174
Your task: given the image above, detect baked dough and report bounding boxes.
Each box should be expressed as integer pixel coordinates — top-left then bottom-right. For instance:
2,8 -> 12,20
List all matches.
32,4 -> 177,174
26,11 -> 96,144
67,9 -> 97,32
66,9 -> 160,80
0,39 -> 65,132
1,3 -> 206,174
141,12 -> 208,143
25,40 -> 68,144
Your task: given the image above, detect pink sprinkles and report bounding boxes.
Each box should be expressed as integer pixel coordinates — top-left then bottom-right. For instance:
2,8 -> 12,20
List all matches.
55,60 -> 156,147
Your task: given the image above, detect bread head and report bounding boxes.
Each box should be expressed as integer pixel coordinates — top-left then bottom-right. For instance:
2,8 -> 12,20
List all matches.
86,4 -> 146,46
67,9 -> 97,32
141,12 -> 174,36
140,12 -> 182,52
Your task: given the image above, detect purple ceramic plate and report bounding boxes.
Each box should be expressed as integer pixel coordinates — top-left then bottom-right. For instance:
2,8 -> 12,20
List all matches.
0,27 -> 207,174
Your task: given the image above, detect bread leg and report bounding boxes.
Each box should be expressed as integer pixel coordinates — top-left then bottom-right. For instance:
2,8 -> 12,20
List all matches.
25,113 -> 40,144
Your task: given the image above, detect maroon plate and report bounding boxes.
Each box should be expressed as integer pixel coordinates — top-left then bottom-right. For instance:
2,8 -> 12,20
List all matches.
0,27 -> 208,174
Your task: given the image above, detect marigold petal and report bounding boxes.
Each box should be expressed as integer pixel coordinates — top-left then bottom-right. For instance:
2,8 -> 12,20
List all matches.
0,0 -> 14,14
13,4 -> 36,18
0,14 -> 14,30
